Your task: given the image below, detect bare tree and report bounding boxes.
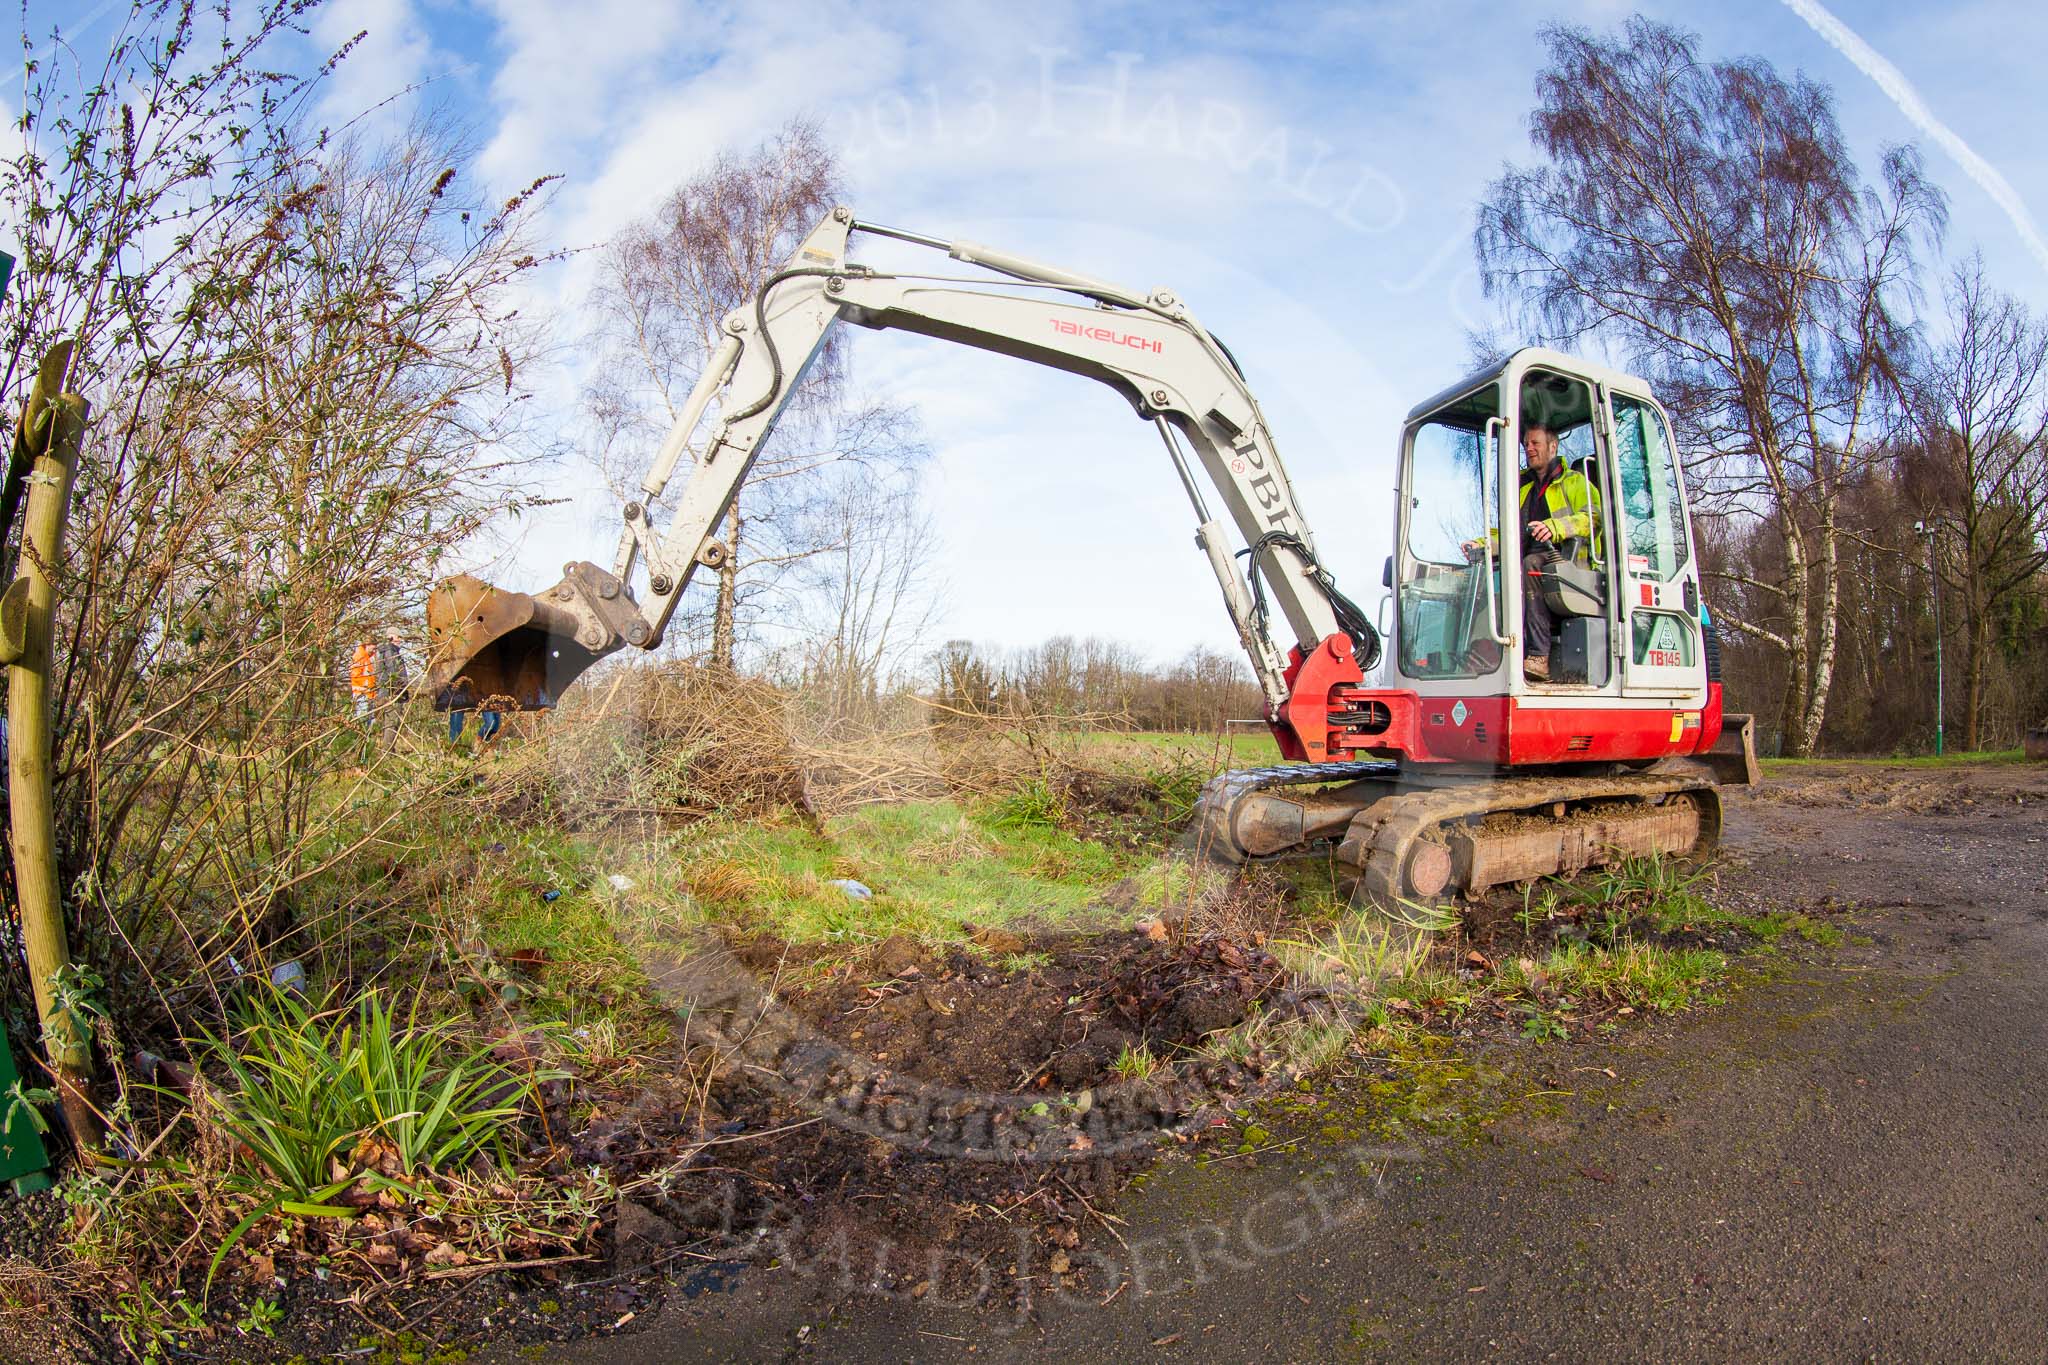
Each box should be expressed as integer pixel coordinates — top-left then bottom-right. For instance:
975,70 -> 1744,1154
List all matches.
1902,257 -> 2048,749
775,450 -> 941,726
932,639 -> 998,718
0,1 -> 553,1032
584,119 -> 923,668
1476,17 -> 1944,755
1158,646 -> 1262,732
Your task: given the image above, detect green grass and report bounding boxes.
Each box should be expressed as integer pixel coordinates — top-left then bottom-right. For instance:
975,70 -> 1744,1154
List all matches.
1130,857 -> 1231,912
1274,914 -> 1432,986
1277,859 -> 1352,922
1111,1041 -> 1160,1081
1652,899 -> 1846,949
984,778 -> 1067,830
1762,748 -> 2025,771
668,798 -> 1143,944
1744,912 -> 1845,948
1521,939 -> 1726,1012
345,735 -> 1781,1115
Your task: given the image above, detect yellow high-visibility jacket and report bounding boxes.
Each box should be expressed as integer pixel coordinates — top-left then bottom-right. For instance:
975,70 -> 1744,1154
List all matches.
1492,463 -> 1602,567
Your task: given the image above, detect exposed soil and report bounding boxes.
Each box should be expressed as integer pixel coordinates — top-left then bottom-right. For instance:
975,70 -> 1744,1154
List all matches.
1748,758 -> 2048,815
1053,768 -> 1191,851
548,921 -> 1311,1315
23,760 -> 2042,1362
507,756 -> 2048,1363
750,928 -> 1288,1093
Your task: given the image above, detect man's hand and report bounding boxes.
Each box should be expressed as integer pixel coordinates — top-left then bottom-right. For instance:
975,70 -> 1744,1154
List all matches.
1528,520 -> 1555,544
1461,537 -> 1486,558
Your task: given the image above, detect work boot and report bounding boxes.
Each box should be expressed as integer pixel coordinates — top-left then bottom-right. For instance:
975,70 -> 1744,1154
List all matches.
1523,654 -> 1551,682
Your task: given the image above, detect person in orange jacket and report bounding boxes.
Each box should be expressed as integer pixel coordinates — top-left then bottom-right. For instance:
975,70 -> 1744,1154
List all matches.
349,640 -> 378,728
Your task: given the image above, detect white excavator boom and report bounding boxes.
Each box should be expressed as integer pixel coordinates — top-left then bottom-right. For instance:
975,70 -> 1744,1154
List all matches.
426,207 -> 1378,713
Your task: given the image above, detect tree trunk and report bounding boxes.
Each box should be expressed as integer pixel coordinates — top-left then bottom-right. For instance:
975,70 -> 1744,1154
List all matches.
4,348 -> 102,1155
1795,496 -> 1842,757
1776,515 -> 1814,757
1964,608 -> 1988,754
711,504 -> 741,669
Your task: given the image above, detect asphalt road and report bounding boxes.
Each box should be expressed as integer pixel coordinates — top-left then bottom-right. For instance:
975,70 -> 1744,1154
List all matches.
530,764 -> 2048,1362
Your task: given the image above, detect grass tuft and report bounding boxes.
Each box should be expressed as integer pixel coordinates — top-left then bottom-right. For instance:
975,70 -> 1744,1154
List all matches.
199,984 -> 539,1204
1111,1041 -> 1160,1081
982,778 -> 1067,831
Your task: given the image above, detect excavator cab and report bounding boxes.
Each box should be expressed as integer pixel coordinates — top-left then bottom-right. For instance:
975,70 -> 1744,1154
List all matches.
1393,349 -> 1705,704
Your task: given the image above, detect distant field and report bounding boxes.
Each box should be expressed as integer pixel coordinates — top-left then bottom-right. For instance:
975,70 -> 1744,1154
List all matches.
1065,727 -> 1285,773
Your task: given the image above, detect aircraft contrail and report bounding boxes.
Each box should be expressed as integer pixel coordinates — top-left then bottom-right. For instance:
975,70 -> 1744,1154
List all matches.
1779,0 -> 2048,280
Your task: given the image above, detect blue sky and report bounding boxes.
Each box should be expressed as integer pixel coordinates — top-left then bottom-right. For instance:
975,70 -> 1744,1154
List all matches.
22,0 -> 2048,666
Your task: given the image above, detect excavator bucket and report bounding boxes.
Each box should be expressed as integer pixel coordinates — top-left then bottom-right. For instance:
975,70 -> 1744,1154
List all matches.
423,565 -> 645,712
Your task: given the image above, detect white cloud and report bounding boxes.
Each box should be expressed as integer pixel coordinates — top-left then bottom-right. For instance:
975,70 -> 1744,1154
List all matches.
454,2 -> 1524,663
312,0 -> 438,134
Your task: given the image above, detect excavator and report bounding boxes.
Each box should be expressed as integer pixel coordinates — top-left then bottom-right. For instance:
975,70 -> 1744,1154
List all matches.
426,207 -> 1758,908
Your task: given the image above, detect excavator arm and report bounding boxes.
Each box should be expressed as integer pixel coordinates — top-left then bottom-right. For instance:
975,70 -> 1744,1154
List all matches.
427,207 -> 1380,750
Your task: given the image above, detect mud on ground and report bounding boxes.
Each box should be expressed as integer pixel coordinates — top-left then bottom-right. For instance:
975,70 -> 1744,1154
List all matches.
23,759 -> 2035,1362
560,922 -> 1318,1312
1749,757 -> 2048,815
491,756 -> 2048,1364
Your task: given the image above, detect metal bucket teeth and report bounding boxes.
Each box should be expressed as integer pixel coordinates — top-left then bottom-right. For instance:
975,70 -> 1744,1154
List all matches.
423,564 -> 643,711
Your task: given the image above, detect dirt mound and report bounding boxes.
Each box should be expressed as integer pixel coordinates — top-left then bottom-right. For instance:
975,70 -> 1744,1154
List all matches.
1756,770 -> 2047,816
1056,767 -> 1189,850
743,927 -> 1288,1094
561,923 -> 1304,1308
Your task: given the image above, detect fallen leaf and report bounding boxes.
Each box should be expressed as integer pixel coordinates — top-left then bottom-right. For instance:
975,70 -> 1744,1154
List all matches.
1152,1333 -> 1183,1347
1576,1165 -> 1616,1184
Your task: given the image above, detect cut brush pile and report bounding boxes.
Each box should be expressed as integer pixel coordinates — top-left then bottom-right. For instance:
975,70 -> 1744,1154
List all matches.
468,660 -> 1191,831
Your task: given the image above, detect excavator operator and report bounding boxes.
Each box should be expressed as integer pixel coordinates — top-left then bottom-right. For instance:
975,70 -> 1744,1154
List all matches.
1463,422 -> 1600,682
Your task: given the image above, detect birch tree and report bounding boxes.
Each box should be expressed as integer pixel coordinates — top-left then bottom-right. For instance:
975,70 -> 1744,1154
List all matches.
584,120 -> 925,669
1475,17 -> 1943,754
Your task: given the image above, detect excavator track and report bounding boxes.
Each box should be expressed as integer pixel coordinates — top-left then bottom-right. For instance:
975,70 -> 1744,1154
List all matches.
1189,760 -> 1722,908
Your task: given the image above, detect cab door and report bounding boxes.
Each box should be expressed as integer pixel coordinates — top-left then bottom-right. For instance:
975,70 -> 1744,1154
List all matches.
1600,388 -> 1708,699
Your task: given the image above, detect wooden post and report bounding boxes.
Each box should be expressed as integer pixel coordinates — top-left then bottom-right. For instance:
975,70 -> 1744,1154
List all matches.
3,342 -> 101,1153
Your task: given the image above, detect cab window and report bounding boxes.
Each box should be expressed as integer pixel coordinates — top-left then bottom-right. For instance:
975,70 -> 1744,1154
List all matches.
1397,384 -> 1501,680
1610,395 -> 1689,582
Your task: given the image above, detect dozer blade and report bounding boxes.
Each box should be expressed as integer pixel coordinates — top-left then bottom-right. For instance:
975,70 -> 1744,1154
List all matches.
423,562 -> 648,711
1704,712 -> 1762,787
